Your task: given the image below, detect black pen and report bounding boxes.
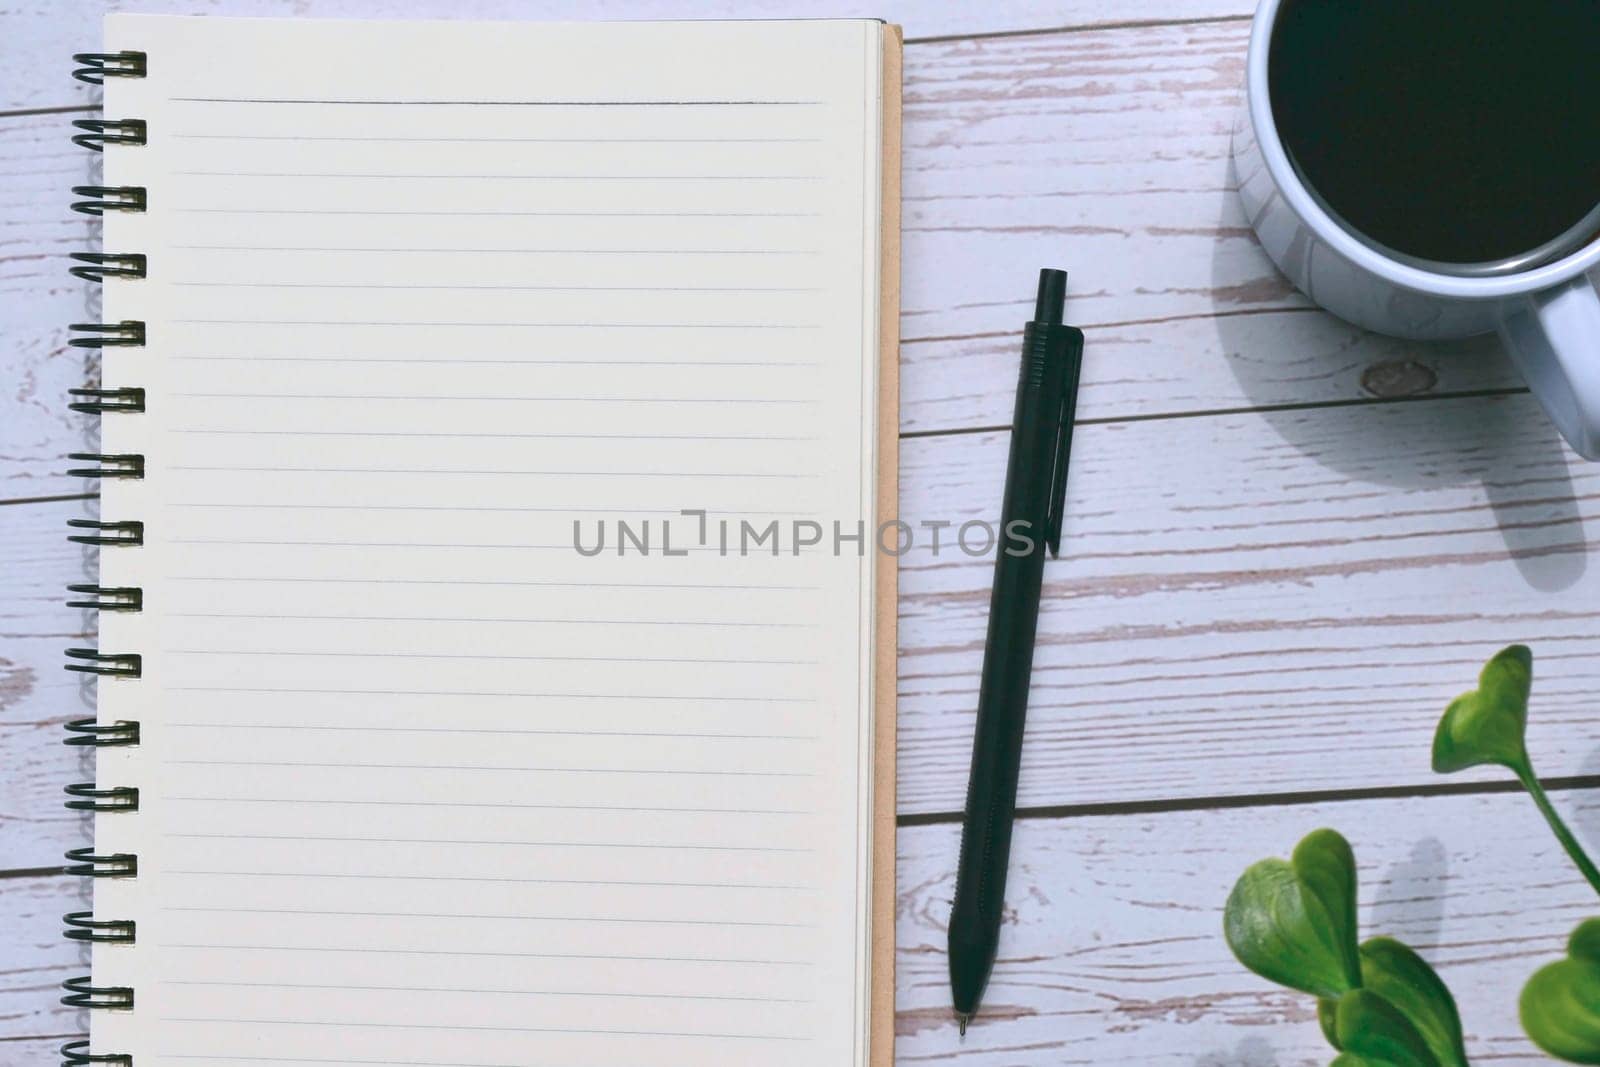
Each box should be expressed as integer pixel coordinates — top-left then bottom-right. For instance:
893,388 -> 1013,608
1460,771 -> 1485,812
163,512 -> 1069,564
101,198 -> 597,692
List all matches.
948,268 -> 1084,1034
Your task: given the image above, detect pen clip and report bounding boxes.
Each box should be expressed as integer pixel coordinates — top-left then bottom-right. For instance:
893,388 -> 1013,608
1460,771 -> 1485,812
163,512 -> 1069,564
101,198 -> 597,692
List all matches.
1044,332 -> 1084,558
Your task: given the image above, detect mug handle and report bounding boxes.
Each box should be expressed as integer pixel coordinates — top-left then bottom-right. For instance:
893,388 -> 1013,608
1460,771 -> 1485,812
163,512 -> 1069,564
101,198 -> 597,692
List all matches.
1498,272 -> 1600,460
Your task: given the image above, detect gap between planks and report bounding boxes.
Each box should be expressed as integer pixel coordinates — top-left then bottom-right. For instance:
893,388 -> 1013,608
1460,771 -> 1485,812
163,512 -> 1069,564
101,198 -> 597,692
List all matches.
0,388 -> 1542,508
4,775 -> 1598,881
898,773 -> 1600,826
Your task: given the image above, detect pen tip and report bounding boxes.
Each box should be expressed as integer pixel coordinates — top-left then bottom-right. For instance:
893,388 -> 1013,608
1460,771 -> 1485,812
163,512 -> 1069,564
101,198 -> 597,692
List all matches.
958,1014 -> 969,1036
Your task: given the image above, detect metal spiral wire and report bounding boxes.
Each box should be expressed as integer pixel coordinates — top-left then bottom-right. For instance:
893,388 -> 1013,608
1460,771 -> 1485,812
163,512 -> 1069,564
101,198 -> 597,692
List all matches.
71,119 -> 147,151
71,52 -> 147,84
63,912 -> 136,944
67,520 -> 144,547
60,1041 -> 133,1067
71,186 -> 146,216
69,253 -> 147,283
64,47 -> 146,1067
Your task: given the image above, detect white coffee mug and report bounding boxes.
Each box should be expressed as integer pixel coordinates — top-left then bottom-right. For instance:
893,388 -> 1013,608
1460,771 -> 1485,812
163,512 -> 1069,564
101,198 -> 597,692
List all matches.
1234,0 -> 1600,459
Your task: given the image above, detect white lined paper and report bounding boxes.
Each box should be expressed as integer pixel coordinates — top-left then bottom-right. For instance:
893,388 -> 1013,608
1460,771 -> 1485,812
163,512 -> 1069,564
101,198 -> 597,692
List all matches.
94,15 -> 883,1067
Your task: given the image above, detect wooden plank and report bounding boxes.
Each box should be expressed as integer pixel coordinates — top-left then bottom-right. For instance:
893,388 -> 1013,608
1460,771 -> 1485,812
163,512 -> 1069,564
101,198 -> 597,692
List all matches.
0,496 -> 95,869
5,0 -> 1256,116
896,390 -> 1600,814
894,790 -> 1600,1064
4,384 -> 1599,858
0,873 -> 84,1045
6,791 -> 1598,1062
0,17 -> 1530,495
0,110 -> 96,501
0,631 -> 92,869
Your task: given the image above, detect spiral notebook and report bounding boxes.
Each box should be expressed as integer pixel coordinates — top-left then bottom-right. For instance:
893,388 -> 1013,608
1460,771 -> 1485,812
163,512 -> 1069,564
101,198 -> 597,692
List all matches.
67,14 -> 900,1067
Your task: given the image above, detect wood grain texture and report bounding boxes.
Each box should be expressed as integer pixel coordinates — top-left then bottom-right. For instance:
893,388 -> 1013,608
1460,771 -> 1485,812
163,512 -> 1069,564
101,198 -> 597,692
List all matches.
897,391 -> 1600,814
0,110 -> 97,502
0,873 -> 85,1046
0,19 -> 1534,495
894,790 -> 1600,1064
6,791 -> 1600,1061
5,0 -> 1258,115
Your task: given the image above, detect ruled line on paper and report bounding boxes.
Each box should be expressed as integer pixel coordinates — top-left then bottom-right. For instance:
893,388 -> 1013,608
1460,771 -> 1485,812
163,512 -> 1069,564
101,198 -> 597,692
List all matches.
163,686 -> 815,703
159,941 -> 805,962
174,133 -> 824,143
170,282 -> 822,293
166,869 -> 819,888
165,371 -> 812,379
166,613 -> 815,628
162,649 -> 819,666
169,464 -> 816,476
157,1055 -> 785,1067
166,832 -> 815,852
177,170 -> 823,180
170,319 -> 821,328
160,978 -> 811,1002
156,1016 -> 809,1042
166,687 -> 808,706
160,540 -> 764,552
168,395 -> 815,405
163,796 -> 816,816
171,96 -> 825,106
164,576 -> 822,591
174,244 -> 822,253
167,723 -> 819,741
161,907 -> 813,929
156,1056 -> 649,1067
163,502 -> 808,512
161,760 -> 814,775
175,208 -> 824,217
163,503 -> 816,516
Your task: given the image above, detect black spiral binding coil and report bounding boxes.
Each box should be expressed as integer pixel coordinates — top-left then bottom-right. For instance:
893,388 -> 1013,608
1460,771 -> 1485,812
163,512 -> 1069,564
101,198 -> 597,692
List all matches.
72,52 -> 147,84
67,520 -> 144,547
72,186 -> 146,216
61,978 -> 134,1011
68,389 -> 146,415
63,913 -> 136,944
67,454 -> 145,479
64,785 -> 140,813
63,850 -> 138,878
65,49 -> 146,1067
71,119 -> 147,151
66,585 -> 143,611
70,254 -> 147,283
60,1042 -> 132,1067
68,321 -> 145,348
63,718 -> 140,747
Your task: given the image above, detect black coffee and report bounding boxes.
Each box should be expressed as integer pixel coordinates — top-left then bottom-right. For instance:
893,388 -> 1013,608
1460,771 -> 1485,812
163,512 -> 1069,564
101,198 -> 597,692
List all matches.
1268,0 -> 1600,270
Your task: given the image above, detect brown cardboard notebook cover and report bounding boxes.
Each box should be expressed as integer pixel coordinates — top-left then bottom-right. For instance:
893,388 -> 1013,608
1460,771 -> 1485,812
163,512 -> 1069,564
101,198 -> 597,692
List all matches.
872,22 -> 904,1067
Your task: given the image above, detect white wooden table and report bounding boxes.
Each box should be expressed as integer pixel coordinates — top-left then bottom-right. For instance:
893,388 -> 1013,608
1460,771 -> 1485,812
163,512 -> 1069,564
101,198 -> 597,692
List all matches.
4,2 -> 1599,1063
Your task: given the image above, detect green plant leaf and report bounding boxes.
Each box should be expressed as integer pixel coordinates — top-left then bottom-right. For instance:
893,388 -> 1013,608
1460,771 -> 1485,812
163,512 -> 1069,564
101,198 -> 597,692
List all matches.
1521,919 -> 1600,1064
1331,1056 -> 1409,1067
1358,938 -> 1467,1067
1432,644 -> 1532,775
1320,998 -> 1343,1049
1433,646 -> 1600,896
1224,829 -> 1362,999
1334,989 -> 1443,1067
1569,918 -> 1600,963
